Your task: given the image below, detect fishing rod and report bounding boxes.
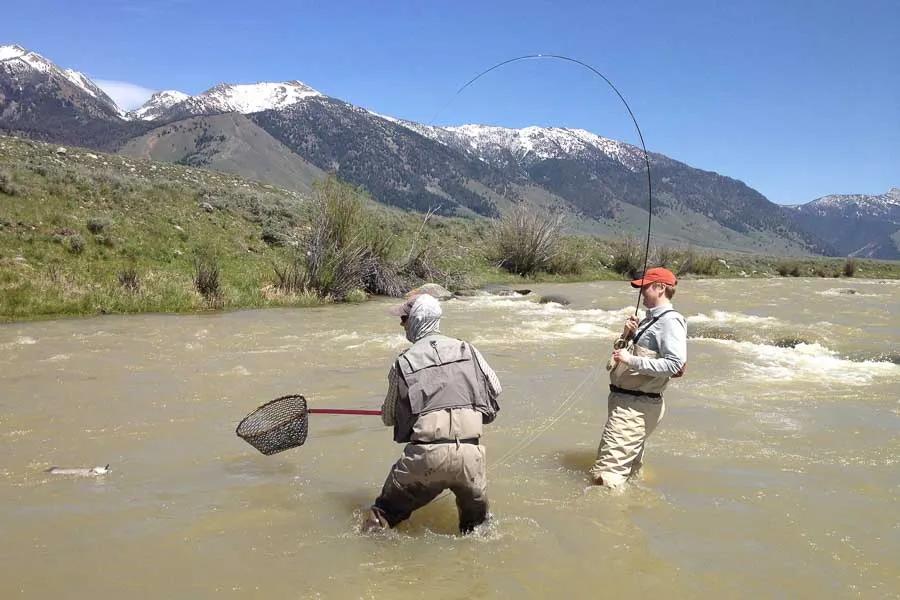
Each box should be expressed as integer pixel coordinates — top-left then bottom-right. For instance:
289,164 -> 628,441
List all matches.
237,55 -> 656,458
440,53 -> 654,315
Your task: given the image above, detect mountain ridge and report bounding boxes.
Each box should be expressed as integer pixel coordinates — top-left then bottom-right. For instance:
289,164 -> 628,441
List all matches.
2,42 -> 892,257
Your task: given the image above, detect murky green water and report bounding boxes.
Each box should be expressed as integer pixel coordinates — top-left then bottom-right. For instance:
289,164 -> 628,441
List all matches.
2,278 -> 898,598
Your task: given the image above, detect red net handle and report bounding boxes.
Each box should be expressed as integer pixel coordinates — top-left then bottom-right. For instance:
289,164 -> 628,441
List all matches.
307,408 -> 382,416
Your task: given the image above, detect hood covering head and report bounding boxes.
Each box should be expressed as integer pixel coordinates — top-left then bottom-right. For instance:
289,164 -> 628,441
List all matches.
390,293 -> 442,342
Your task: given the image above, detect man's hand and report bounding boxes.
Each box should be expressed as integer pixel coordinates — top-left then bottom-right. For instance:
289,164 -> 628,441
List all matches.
622,316 -> 640,339
612,348 -> 634,366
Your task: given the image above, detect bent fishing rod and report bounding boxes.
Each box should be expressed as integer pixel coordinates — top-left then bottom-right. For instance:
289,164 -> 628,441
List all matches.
442,54 -> 655,315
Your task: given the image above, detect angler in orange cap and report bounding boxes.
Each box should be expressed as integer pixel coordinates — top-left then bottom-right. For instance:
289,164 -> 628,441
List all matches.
591,267 -> 687,488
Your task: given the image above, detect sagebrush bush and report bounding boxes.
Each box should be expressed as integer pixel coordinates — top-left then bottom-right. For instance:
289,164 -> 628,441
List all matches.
87,217 -> 111,234
609,234 -> 645,278
776,261 -> 802,277
67,234 -> 85,255
0,170 -> 22,196
493,205 -> 564,276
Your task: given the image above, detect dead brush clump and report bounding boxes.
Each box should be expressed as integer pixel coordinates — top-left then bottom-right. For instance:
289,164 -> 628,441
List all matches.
193,253 -> 222,305
117,266 -> 141,292
397,246 -> 464,292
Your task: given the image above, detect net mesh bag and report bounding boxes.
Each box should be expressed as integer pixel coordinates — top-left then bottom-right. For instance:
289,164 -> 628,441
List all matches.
236,394 -> 309,455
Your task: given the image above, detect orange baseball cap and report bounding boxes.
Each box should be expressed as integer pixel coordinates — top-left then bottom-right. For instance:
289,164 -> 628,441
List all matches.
630,267 -> 677,288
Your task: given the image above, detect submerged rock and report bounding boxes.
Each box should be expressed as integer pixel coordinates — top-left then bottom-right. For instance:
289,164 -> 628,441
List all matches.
539,294 -> 571,306
407,283 -> 453,300
481,285 -> 520,297
771,337 -> 810,349
453,289 -> 481,297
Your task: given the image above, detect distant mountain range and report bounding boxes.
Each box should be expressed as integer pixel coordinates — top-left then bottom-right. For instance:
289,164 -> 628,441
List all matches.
1,43 -> 896,258
788,188 -> 900,259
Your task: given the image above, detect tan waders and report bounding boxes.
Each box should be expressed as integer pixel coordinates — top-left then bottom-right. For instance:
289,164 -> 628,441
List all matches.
372,440 -> 488,534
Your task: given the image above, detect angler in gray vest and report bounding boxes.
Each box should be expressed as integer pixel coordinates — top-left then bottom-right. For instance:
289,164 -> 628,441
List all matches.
363,293 -> 502,534
591,267 -> 687,488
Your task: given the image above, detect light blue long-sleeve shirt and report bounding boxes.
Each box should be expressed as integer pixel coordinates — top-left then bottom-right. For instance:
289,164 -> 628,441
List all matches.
625,305 -> 687,377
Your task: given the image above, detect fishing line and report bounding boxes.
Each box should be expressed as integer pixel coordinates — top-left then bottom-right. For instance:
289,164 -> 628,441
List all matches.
431,363 -> 600,506
490,363 -> 601,470
408,55 -> 657,512
434,53 -> 654,315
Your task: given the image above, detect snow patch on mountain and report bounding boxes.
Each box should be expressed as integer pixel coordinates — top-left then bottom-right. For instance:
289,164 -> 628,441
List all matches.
159,81 -> 323,119
798,188 -> 900,218
0,44 -> 27,61
387,119 -> 648,172
130,90 -> 189,120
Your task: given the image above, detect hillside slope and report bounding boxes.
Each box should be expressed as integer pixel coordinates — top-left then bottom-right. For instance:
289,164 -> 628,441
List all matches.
119,113 -> 325,194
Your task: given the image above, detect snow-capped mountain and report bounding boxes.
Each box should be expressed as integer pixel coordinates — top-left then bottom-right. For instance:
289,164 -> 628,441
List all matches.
153,81 -> 323,121
0,44 -> 123,117
379,118 -> 648,173
0,42 -> 857,255
797,188 -> 900,219
129,90 -> 189,120
789,188 -> 900,259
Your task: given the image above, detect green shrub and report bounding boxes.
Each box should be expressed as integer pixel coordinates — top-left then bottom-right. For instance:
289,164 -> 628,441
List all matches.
297,176 -> 399,300
548,249 -> 584,275
273,255 -> 307,294
843,257 -> 857,277
677,247 -> 720,276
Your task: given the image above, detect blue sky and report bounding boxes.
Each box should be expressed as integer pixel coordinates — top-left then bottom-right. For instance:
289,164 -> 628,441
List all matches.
3,0 -> 898,204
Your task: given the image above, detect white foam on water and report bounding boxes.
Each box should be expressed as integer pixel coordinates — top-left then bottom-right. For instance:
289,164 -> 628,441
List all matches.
455,297 -> 629,346
754,411 -> 803,432
16,336 -> 37,345
40,354 -> 70,362
345,333 -> 407,351
220,365 -> 251,377
688,311 -> 779,326
707,339 -> 899,385
818,288 -> 878,297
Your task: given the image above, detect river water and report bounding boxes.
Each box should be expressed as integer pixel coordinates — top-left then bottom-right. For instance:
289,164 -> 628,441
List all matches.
2,278 -> 898,598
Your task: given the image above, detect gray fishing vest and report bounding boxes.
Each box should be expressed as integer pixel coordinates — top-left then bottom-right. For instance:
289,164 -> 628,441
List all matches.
393,334 -> 494,443
608,310 -> 679,395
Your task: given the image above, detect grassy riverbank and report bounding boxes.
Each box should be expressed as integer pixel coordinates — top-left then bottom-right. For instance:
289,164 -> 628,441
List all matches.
1,136 -> 898,322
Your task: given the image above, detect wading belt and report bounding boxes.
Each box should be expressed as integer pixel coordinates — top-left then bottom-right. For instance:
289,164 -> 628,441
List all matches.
409,438 -> 479,446
609,384 -> 661,399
